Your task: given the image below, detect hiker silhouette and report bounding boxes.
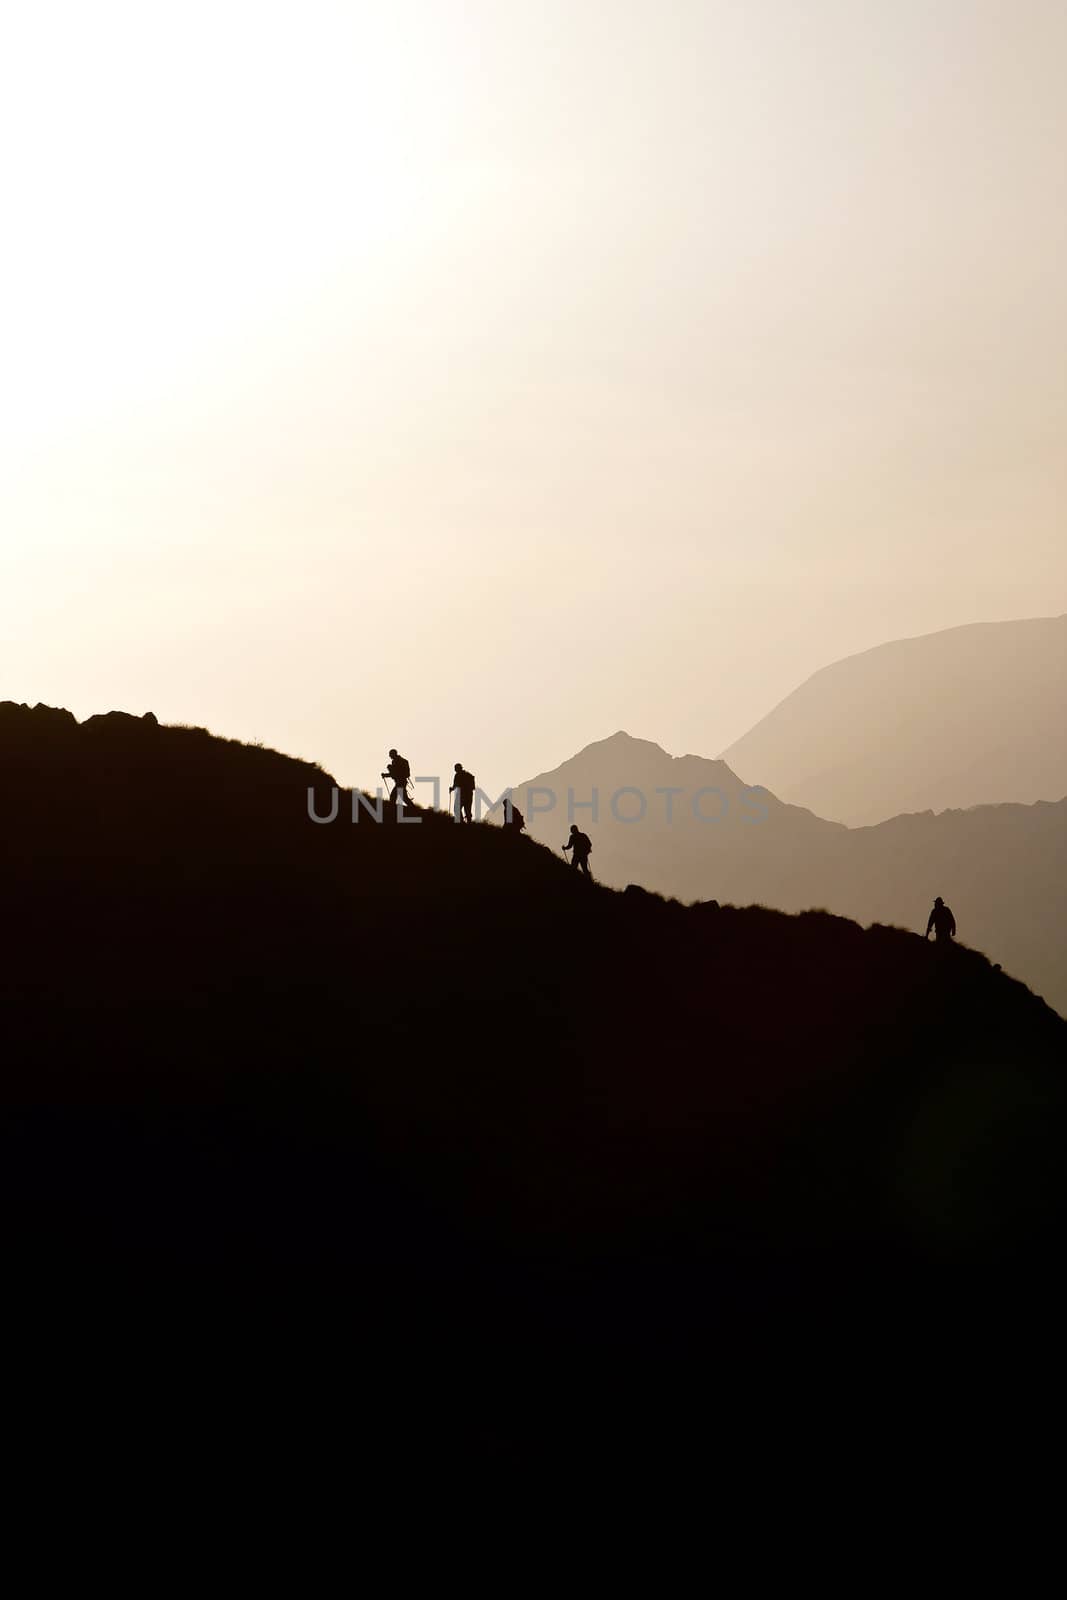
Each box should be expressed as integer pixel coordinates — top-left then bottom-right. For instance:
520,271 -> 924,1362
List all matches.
925,896 -> 957,943
382,748 -> 411,809
450,762 -> 476,824
563,823 -> 593,878
503,796 -> 526,833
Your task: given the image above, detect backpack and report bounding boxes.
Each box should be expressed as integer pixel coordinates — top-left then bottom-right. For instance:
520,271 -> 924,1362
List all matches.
512,807 -> 525,831
394,755 -> 410,786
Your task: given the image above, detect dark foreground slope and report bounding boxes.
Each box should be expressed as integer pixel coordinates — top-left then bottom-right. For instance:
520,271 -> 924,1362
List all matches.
2,703 -> 1066,1464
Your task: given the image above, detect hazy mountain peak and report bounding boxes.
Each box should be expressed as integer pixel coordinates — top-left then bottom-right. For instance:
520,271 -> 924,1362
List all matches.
557,729 -> 742,776
578,729 -> 669,756
722,614 -> 1067,826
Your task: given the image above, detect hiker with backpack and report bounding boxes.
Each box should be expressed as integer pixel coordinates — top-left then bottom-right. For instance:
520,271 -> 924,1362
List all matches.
450,763 -> 476,824
503,796 -> 526,833
382,748 -> 411,810
563,823 -> 593,879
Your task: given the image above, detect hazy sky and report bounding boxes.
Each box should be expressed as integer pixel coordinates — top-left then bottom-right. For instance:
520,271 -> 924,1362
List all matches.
3,0 -> 1066,795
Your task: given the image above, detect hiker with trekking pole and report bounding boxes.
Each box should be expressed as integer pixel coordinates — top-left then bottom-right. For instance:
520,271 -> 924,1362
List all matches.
563,823 -> 593,879
382,748 -> 412,813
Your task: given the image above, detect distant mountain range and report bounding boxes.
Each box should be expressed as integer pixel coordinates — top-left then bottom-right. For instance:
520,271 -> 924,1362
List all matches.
721,615 -> 1067,826
507,731 -> 1067,1016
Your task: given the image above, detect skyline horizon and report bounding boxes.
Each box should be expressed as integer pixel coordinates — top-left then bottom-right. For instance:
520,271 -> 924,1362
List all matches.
7,603 -> 1066,800
8,689 -> 1067,1019
8,601 -> 1067,812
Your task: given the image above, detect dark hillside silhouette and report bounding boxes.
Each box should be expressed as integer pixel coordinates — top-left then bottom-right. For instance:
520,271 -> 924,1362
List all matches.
2,702 -> 1065,1463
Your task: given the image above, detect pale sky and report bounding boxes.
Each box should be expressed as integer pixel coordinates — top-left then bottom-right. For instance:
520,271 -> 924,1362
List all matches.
3,0 -> 1066,796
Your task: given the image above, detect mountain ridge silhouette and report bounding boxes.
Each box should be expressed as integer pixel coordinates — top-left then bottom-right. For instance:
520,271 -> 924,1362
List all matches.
3,700 -> 1065,1460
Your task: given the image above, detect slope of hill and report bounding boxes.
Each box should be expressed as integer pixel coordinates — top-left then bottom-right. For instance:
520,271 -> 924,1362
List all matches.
508,731 -> 1067,1016
3,702 -> 1066,1459
721,615 -> 1067,825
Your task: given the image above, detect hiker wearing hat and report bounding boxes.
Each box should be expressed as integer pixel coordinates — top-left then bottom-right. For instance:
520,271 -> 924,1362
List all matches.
925,896 -> 957,943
